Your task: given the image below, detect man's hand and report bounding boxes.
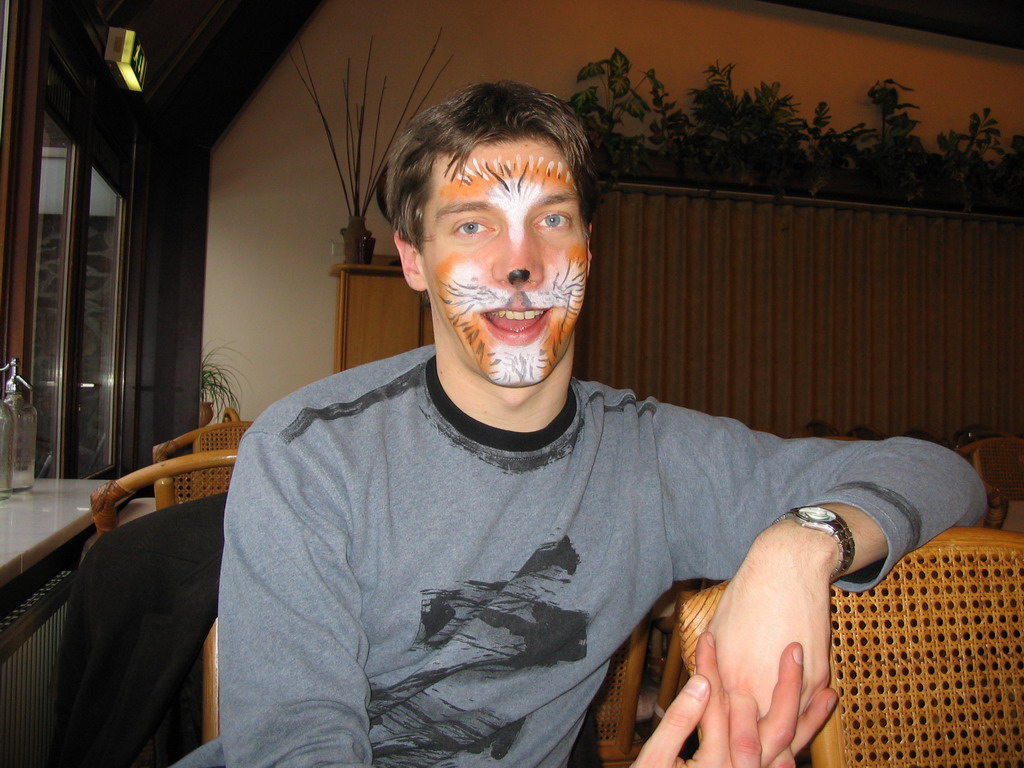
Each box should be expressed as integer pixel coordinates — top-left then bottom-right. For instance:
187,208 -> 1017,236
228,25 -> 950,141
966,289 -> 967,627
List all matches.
707,520 -> 834,718
705,504 -> 887,757
632,633 -> 837,767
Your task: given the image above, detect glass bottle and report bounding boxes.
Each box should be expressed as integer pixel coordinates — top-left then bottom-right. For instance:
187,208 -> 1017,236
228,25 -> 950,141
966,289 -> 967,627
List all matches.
4,359 -> 38,491
0,399 -> 12,501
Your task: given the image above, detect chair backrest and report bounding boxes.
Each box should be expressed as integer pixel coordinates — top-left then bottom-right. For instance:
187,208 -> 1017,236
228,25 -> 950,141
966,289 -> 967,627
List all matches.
203,618 -> 220,743
677,526 -> 1024,768
90,448 -> 238,535
592,617 -> 651,767
153,419 -> 251,463
960,436 -> 1024,501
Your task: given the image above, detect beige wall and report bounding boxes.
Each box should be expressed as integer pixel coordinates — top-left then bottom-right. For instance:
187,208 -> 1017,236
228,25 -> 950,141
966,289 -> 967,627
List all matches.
204,0 -> 1024,418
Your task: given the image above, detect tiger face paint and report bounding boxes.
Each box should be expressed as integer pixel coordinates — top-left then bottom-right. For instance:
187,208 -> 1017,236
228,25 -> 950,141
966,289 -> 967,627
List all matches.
403,140 -> 591,390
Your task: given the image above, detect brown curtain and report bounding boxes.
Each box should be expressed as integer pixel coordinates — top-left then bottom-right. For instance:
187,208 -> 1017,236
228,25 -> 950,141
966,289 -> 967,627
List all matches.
574,187 -> 1024,441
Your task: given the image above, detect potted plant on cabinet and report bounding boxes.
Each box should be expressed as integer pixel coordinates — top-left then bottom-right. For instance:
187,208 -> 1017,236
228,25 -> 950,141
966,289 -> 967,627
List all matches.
199,346 -> 242,426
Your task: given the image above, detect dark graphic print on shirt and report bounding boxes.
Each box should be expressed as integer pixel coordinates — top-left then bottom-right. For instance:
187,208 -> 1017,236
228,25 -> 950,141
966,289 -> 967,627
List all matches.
368,536 -> 588,765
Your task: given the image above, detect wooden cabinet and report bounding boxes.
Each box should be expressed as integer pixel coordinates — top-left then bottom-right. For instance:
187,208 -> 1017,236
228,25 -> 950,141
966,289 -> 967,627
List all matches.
333,264 -> 433,372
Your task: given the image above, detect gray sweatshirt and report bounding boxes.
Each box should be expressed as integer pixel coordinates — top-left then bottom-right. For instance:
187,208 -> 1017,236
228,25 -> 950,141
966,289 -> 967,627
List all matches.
176,346 -> 984,767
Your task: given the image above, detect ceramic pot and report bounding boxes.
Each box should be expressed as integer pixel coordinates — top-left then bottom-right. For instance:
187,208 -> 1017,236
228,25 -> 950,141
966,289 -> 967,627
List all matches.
342,216 -> 371,264
199,401 -> 214,427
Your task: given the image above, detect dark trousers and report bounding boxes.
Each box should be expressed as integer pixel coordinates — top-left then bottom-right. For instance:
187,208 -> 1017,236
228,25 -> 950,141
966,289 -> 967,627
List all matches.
48,493 -> 227,768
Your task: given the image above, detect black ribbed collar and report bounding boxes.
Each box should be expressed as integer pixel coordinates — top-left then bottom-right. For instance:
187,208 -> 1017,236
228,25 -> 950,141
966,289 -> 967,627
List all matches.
425,357 -> 577,452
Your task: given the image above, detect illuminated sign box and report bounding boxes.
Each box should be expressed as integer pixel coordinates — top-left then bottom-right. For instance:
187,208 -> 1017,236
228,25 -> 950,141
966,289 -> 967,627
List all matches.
104,28 -> 147,92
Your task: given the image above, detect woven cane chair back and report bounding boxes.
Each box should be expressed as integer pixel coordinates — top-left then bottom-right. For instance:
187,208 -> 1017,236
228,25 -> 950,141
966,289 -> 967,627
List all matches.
592,618 -> 651,767
91,449 -> 238,535
678,526 -> 1024,768
153,460 -> 236,510
960,437 -> 1024,501
153,419 -> 251,463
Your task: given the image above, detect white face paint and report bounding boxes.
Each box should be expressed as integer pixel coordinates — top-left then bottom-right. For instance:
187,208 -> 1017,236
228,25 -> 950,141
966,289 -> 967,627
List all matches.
440,255 -> 587,386
415,141 -> 591,388
457,154 -> 571,250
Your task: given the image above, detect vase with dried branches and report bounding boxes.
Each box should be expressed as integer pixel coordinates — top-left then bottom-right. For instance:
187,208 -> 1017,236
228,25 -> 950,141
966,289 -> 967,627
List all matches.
293,30 -> 451,264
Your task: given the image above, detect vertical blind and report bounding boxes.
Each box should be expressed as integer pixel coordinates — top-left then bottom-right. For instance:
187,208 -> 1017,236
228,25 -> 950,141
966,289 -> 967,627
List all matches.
575,187 -> 1024,440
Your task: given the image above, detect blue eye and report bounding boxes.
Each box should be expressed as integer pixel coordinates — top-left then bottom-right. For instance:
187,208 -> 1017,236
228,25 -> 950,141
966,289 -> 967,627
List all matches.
458,222 -> 481,235
543,214 -> 566,227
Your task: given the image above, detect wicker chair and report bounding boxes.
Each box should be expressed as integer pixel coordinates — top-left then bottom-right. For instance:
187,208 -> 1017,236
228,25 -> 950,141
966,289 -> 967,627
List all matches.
90,448 -> 239,535
677,526 -> 1024,768
959,437 -> 1024,530
203,618 -> 220,742
960,437 -> 1024,500
152,417 -> 251,462
592,617 -> 652,767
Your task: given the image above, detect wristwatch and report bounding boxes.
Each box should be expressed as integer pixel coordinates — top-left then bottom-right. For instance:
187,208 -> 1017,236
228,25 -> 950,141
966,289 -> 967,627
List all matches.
775,505 -> 855,579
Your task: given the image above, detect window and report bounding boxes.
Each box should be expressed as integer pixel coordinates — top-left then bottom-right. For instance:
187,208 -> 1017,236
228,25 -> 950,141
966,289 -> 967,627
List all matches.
75,168 -> 123,476
31,114 -> 74,476
28,54 -> 128,479
0,0 -> 9,146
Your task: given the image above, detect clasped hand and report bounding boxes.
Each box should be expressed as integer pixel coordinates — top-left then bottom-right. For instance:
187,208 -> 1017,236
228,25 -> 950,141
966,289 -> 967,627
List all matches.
631,633 -> 837,768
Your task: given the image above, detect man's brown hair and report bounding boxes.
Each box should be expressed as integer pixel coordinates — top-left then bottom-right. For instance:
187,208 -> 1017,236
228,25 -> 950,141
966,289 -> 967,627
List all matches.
384,81 -> 599,249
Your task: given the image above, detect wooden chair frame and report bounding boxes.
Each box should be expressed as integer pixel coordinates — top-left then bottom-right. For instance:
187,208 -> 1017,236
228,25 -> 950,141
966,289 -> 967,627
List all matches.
959,437 -> 1024,530
91,448 -> 238,535
594,618 -> 651,766
203,618 -> 220,742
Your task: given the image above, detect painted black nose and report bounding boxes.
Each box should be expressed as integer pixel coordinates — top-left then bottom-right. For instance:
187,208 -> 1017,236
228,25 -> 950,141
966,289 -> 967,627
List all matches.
508,269 -> 531,286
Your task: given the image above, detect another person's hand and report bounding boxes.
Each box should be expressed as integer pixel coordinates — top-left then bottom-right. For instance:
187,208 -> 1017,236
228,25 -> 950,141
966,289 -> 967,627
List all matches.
632,633 -> 836,767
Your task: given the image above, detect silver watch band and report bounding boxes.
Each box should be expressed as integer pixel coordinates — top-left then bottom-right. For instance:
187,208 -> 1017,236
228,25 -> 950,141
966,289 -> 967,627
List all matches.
775,505 -> 856,579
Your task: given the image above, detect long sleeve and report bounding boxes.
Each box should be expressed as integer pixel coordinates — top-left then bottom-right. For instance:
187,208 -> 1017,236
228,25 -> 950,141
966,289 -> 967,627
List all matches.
653,410 -> 987,588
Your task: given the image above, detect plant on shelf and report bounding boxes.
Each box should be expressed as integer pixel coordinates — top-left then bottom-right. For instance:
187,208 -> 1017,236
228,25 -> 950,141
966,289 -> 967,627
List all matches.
292,30 -> 452,263
569,48 -> 665,179
686,62 -> 810,191
937,107 -> 1004,212
993,134 -> 1024,202
858,79 -> 930,200
568,51 -> 1023,212
200,345 -> 243,426
801,101 -> 871,194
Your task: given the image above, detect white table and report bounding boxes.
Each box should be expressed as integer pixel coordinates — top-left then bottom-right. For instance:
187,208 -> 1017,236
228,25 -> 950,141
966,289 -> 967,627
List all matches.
0,479 -> 100,590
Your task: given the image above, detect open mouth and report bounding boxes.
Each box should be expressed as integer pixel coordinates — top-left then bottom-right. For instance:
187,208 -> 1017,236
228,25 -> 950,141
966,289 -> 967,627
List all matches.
484,308 -> 549,338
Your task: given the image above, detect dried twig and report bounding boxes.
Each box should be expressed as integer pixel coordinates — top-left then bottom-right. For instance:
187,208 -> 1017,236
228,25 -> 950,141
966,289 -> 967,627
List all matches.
292,29 -> 452,218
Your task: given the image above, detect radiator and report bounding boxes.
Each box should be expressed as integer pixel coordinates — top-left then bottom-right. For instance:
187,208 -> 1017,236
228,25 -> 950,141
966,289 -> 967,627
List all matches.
0,571 -> 74,768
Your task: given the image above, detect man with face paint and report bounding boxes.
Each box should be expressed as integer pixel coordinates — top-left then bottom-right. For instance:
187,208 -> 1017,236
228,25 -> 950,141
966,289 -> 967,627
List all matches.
178,82 -> 984,768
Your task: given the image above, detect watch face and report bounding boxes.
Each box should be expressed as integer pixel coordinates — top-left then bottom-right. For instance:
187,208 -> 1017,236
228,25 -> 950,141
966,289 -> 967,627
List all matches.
797,506 -> 836,523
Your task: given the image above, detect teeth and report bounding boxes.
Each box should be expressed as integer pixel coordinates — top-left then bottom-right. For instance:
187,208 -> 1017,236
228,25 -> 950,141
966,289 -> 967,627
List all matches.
493,309 -> 543,320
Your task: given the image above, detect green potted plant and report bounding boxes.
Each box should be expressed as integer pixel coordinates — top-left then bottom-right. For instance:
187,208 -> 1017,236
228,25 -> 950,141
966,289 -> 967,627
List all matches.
200,346 -> 242,426
569,51 -> 1024,212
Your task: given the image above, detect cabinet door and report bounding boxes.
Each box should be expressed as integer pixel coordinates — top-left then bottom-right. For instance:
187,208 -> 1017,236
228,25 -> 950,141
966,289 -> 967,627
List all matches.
335,267 -> 431,371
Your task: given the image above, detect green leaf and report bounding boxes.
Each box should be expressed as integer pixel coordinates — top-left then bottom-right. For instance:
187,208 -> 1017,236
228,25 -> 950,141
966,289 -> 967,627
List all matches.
609,48 -> 631,77
621,100 -> 646,119
608,74 -> 632,99
577,61 -> 607,81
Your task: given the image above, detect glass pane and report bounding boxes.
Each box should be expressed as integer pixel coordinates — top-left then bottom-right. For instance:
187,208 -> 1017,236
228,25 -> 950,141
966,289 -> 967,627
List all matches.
75,168 -> 123,477
31,114 -> 74,478
0,0 -> 9,145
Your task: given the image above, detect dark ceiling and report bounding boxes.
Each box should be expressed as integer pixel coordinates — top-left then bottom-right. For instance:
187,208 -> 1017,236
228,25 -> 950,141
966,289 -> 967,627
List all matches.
759,0 -> 1024,50
85,0 -> 1021,150
92,0 -> 323,147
